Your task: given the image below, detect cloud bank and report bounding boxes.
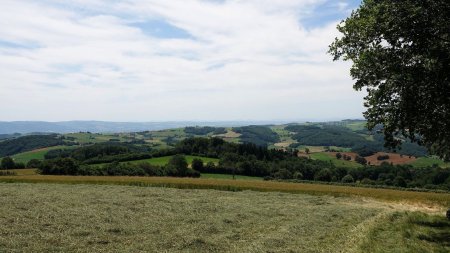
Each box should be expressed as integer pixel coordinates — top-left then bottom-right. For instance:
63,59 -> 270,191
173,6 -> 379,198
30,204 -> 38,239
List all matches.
0,0 -> 363,121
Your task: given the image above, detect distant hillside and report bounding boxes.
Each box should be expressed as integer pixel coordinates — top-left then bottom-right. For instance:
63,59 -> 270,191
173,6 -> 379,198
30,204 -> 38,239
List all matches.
0,121 -> 281,134
0,134 -> 65,157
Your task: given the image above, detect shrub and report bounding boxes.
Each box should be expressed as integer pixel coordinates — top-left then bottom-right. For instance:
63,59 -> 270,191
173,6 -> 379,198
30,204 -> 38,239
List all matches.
1,157 -> 15,170
314,168 -> 332,182
393,176 -> 407,188
293,171 -> 303,180
341,174 -> 355,183
377,154 -> 390,161
336,153 -> 342,159
355,156 -> 367,165
14,162 -> 26,169
27,159 -> 42,168
273,169 -> 293,179
191,158 -> 204,171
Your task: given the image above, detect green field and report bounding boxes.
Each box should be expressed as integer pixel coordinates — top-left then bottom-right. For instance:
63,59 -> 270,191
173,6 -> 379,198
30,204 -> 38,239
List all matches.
201,173 -> 262,180
126,155 -> 219,166
11,145 -> 72,164
410,157 -> 450,168
0,183 -> 447,252
310,152 -> 363,168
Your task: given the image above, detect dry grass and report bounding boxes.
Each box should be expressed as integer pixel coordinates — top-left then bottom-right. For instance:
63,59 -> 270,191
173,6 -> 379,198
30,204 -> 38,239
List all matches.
1,173 -> 449,208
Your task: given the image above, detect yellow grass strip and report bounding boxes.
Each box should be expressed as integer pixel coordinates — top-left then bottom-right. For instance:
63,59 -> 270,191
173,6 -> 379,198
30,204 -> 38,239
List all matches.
1,174 -> 449,207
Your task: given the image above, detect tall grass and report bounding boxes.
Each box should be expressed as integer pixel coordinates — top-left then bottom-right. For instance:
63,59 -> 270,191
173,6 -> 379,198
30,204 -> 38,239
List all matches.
1,174 -> 449,207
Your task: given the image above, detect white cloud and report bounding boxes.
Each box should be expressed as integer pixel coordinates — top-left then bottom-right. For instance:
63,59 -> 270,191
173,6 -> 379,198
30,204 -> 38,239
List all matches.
0,0 -> 364,122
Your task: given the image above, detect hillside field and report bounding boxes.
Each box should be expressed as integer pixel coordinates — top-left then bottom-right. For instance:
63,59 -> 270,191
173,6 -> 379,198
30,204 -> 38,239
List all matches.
126,155 -> 219,166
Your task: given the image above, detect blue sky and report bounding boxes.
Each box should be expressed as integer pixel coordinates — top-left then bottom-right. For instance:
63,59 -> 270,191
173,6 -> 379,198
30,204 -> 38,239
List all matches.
0,0 -> 363,122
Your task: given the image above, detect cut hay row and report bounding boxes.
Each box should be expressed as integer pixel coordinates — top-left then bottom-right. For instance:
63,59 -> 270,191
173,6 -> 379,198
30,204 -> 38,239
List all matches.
1,174 -> 449,208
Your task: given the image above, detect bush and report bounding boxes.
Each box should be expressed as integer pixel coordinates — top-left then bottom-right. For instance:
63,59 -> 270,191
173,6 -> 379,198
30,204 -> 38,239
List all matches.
27,159 -> 42,168
39,158 -> 79,175
273,169 -> 293,179
393,176 -> 407,188
1,157 -> 15,169
314,168 -> 332,182
191,158 -> 204,171
14,162 -> 26,169
341,174 -> 355,183
293,171 -> 303,180
355,156 -> 367,165
336,153 -> 342,159
377,154 -> 390,161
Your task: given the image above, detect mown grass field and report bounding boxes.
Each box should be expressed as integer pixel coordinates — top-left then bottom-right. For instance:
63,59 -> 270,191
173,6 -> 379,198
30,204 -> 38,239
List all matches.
0,183 -> 448,252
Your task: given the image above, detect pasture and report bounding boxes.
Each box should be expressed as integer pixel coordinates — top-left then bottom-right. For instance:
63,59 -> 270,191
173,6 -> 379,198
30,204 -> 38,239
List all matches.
126,155 -> 219,166
0,183 -> 448,252
410,157 -> 450,168
11,145 -> 74,164
309,152 -> 363,168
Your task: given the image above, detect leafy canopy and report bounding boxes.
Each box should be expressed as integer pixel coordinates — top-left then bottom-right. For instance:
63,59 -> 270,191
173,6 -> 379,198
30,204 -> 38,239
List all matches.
329,0 -> 450,159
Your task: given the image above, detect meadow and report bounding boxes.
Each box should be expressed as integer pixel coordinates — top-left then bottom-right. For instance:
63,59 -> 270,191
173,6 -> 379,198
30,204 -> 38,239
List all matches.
2,172 -> 449,207
11,145 -> 75,164
126,155 -> 219,166
0,183 -> 449,252
309,152 -> 363,168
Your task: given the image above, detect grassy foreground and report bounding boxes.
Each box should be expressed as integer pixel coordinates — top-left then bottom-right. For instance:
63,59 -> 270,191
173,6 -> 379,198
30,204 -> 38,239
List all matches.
0,183 -> 448,252
1,171 -> 450,207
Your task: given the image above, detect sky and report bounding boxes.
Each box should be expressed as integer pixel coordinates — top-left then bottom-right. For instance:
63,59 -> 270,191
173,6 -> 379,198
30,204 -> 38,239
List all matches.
0,0 -> 364,122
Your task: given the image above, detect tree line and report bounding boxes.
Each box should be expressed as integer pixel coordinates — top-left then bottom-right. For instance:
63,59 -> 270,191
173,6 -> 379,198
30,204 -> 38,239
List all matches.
35,137 -> 450,191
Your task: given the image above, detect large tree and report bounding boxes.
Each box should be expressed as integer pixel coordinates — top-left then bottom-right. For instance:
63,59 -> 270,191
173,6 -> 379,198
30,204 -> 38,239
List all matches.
329,0 -> 450,160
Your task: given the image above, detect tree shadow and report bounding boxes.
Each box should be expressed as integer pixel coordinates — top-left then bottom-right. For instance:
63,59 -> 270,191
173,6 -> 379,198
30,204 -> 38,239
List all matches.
417,232 -> 450,246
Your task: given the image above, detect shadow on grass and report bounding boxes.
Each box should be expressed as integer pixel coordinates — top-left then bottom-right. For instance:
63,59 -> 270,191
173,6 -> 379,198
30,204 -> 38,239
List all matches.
415,216 -> 450,246
417,232 -> 450,246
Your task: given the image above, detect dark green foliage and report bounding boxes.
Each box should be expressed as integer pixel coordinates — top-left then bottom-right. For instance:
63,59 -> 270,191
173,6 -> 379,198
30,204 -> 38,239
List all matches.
352,142 -> 382,157
36,137 -> 450,190
0,134 -> 64,157
213,127 -> 227,135
191,158 -> 204,171
166,155 -> 189,176
39,158 -> 79,175
233,125 -> 280,146
176,137 -> 287,161
330,0 -> 450,159
39,158 -> 200,178
184,126 -> 226,135
27,159 -> 42,168
355,156 -> 368,165
286,125 -> 367,148
377,155 -> 390,161
393,176 -> 407,188
45,143 -> 155,164
336,153 -> 342,159
314,168 -> 333,182
341,174 -> 355,183
273,169 -> 293,180
1,157 -> 15,169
